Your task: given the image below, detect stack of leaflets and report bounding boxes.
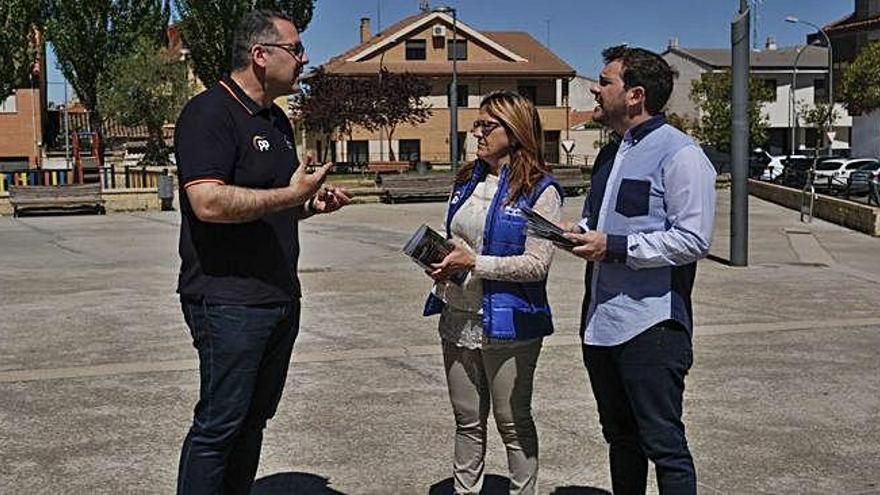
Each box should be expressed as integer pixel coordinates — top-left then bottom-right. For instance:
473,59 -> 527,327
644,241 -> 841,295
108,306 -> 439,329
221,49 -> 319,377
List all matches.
402,224 -> 466,285
517,205 -> 576,250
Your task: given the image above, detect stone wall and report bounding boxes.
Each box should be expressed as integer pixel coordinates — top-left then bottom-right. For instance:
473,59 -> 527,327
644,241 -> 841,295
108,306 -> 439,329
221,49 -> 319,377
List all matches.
748,179 -> 880,236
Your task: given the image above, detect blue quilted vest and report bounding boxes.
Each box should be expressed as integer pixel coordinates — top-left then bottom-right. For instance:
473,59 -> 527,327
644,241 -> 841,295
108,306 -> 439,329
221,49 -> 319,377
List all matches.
423,160 -> 562,340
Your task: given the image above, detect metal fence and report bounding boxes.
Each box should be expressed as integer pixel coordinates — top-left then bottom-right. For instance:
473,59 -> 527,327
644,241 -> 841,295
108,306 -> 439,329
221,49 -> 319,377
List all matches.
0,166 -> 171,193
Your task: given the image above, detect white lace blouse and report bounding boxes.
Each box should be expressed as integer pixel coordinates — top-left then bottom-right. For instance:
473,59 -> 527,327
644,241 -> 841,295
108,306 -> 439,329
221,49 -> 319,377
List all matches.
435,174 -> 562,349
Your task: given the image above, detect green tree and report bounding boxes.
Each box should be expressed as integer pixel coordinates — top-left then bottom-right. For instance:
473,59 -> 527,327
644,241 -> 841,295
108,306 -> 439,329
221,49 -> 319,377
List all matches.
45,0 -> 170,161
798,101 -> 840,150
0,0 -> 43,101
290,67 -> 373,162
98,36 -> 193,165
666,112 -> 698,135
173,0 -> 314,86
841,41 -> 880,115
291,68 -> 434,163
689,71 -> 774,153
362,69 -> 433,161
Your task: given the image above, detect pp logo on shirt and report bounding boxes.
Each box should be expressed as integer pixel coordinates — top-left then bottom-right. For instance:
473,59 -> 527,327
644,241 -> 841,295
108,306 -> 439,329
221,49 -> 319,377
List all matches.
252,135 -> 271,152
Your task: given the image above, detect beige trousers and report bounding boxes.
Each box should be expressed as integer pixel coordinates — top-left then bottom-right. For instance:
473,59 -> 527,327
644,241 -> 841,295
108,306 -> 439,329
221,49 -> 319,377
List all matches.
441,337 -> 543,495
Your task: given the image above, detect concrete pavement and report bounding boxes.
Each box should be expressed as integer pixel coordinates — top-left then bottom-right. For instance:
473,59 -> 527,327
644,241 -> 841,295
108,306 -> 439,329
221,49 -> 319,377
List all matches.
0,191 -> 878,494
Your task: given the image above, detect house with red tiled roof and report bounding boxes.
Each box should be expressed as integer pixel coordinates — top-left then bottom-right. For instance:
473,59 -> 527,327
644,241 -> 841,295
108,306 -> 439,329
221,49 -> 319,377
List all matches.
315,9 -> 576,165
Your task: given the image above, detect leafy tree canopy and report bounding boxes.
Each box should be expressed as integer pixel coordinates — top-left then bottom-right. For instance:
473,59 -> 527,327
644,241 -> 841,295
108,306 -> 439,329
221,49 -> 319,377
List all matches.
173,0 -> 314,86
0,1 -> 43,101
689,70 -> 774,153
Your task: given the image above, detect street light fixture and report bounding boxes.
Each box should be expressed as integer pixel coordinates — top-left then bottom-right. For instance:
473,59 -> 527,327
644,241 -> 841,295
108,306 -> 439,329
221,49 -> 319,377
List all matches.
789,40 -> 820,155
786,15 -> 834,156
434,5 -> 459,172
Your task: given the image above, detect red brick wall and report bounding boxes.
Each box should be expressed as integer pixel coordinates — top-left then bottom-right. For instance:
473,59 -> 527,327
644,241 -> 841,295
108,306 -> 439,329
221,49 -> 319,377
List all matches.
0,89 -> 44,167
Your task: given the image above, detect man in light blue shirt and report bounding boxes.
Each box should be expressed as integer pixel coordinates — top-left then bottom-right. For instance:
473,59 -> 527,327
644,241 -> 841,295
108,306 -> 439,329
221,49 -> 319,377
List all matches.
564,45 -> 716,495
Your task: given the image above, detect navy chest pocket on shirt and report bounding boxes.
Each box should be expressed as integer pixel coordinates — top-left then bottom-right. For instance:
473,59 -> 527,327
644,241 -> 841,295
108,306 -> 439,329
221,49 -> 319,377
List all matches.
615,179 -> 651,217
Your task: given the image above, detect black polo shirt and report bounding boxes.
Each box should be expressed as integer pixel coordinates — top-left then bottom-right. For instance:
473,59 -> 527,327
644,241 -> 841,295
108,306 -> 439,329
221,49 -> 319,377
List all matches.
175,74 -> 301,304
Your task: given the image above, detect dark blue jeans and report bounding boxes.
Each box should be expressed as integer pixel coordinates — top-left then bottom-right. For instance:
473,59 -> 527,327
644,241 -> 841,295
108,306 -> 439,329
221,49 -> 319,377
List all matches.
582,322 -> 696,495
177,299 -> 300,495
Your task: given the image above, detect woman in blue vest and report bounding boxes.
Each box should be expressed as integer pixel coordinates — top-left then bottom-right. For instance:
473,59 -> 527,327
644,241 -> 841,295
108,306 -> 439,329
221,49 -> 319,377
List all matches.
426,91 -> 562,495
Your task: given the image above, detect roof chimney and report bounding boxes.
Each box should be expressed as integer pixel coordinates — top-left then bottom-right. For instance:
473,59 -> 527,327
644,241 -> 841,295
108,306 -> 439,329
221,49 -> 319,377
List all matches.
360,17 -> 371,44
668,37 -> 680,50
765,36 -> 777,51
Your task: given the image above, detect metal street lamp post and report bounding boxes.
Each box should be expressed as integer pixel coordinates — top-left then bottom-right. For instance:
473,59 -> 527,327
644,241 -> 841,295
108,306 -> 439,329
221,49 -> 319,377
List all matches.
434,6 -> 459,172
790,41 -> 818,155
786,16 -> 834,156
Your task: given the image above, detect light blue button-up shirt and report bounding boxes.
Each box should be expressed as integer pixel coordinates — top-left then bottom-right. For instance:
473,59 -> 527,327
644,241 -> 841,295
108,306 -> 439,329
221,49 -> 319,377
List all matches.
579,116 -> 716,346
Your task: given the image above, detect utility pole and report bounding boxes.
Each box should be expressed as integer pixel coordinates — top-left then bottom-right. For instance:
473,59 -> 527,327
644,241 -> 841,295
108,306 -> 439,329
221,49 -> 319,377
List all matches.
545,18 -> 550,48
730,0 -> 750,266
64,81 -> 70,168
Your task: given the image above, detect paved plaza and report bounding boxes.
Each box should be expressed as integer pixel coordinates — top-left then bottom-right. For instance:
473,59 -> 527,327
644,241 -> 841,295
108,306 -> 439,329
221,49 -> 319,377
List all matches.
1,191 -> 879,494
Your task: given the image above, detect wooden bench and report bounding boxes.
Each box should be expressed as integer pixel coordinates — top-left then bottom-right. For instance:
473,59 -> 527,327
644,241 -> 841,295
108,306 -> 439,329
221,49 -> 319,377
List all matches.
376,173 -> 453,203
9,183 -> 105,217
550,167 -> 589,196
368,161 -> 411,174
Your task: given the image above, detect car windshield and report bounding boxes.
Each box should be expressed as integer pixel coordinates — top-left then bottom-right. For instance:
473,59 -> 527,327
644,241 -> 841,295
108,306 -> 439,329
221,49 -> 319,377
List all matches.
816,160 -> 844,171
783,158 -> 813,170
857,162 -> 880,171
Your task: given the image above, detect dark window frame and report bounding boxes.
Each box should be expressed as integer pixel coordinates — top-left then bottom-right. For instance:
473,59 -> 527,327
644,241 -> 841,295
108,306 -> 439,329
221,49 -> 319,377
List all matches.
398,139 -> 421,163
405,39 -> 427,60
814,78 -> 828,104
763,78 -> 777,102
517,85 -> 537,104
447,39 -> 468,61
447,84 -> 469,108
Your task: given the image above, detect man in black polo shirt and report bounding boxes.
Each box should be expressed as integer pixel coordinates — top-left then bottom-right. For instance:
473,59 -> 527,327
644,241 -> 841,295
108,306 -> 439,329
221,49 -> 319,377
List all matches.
173,10 -> 350,494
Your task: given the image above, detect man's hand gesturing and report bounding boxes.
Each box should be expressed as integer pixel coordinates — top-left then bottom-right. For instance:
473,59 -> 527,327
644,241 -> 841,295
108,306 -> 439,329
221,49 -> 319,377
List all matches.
289,156 -> 334,206
311,185 -> 351,214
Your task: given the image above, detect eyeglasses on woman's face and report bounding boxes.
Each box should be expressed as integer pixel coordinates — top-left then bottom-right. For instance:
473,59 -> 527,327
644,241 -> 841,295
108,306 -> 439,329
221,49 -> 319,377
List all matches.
472,119 -> 502,134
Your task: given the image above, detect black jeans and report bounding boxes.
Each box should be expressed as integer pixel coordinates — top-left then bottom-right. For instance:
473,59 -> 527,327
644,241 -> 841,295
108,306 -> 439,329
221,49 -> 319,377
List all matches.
177,299 -> 300,495
582,322 -> 696,495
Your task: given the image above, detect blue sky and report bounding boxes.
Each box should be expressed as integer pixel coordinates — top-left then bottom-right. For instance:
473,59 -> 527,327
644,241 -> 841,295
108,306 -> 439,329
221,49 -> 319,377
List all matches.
46,0 -> 854,104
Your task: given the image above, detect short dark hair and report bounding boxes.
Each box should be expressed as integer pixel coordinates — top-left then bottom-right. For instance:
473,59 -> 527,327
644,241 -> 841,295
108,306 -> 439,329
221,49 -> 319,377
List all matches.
602,45 -> 677,114
231,9 -> 292,71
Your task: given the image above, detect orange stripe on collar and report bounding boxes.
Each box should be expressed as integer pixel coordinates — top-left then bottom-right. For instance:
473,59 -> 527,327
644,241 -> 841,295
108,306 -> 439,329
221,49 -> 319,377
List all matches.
218,80 -> 256,115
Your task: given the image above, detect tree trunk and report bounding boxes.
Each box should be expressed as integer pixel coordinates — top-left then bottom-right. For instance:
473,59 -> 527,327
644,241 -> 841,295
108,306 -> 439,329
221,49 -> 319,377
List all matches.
145,124 -> 169,166
386,126 -> 396,161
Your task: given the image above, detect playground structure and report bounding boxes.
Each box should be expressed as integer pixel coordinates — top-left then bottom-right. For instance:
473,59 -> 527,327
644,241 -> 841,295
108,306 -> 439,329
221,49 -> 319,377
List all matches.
71,131 -> 102,185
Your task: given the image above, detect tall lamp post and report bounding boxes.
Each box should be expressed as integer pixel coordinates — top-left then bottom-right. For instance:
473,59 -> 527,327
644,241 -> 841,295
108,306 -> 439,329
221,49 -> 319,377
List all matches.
786,16 -> 834,156
789,41 -> 818,155
730,0 -> 750,266
434,6 -> 459,172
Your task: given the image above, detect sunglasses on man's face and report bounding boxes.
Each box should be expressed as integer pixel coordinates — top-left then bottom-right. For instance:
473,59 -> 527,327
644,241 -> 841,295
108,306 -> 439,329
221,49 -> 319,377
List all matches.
260,42 -> 305,60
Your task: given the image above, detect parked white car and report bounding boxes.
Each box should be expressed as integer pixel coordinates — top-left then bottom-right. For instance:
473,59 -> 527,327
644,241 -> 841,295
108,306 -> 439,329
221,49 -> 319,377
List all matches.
812,158 -> 879,192
755,150 -> 809,181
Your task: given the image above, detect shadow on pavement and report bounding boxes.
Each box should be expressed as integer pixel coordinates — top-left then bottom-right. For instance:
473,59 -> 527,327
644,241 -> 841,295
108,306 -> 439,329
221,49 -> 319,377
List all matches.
429,475 -> 509,494
428,475 -> 610,494
252,472 -> 347,494
549,487 -> 611,495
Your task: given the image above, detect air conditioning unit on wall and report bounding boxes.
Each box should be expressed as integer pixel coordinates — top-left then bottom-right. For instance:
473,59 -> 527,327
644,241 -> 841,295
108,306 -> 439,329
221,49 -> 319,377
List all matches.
432,25 -> 446,37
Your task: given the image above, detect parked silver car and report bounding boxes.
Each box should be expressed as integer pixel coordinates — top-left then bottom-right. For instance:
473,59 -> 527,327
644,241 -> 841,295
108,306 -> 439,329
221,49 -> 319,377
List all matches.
846,161 -> 880,196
